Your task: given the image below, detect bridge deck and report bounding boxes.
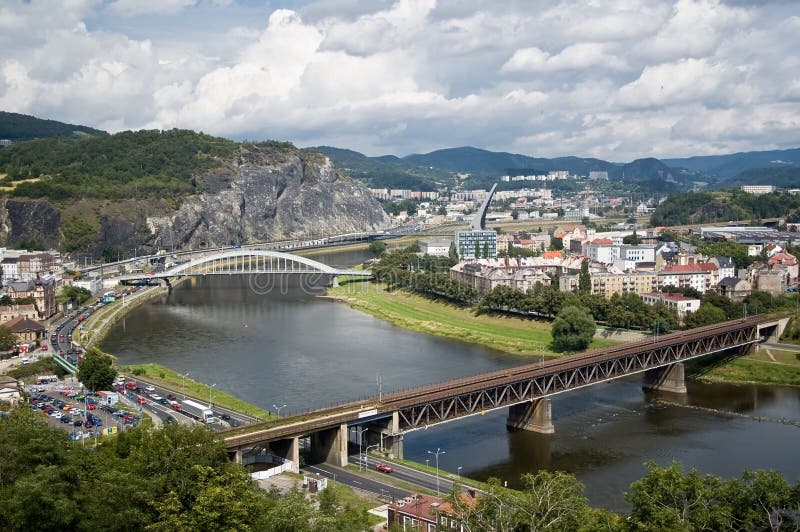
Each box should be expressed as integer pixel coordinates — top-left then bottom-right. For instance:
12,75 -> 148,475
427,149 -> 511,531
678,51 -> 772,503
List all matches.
224,316 -> 775,448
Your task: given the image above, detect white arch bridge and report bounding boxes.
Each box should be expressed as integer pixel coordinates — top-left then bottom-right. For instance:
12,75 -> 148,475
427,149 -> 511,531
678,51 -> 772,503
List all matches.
116,249 -> 372,284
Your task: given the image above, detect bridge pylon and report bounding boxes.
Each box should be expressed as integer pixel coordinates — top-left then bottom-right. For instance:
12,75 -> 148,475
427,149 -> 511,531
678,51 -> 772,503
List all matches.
643,362 -> 687,394
507,398 -> 554,434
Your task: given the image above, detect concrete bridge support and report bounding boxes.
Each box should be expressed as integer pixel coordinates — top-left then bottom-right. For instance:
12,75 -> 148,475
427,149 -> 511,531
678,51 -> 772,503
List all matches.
310,424 -> 349,467
378,411 -> 404,459
330,275 -> 339,288
271,437 -> 300,473
643,362 -> 687,394
506,399 -> 554,434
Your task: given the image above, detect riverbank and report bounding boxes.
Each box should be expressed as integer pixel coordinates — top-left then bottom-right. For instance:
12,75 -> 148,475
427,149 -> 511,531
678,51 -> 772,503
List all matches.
118,362 -> 272,420
325,282 -> 616,356
697,347 -> 800,387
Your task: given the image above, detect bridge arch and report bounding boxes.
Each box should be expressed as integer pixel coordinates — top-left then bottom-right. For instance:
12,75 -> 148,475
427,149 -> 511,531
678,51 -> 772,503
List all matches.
165,248 -> 340,276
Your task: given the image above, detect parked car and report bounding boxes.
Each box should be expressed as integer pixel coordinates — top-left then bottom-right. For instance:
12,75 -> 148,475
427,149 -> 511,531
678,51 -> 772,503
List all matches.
375,464 -> 394,473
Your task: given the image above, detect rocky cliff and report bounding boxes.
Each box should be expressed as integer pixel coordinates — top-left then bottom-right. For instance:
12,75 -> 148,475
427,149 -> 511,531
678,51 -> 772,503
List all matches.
0,144 -> 389,254
145,145 -> 389,249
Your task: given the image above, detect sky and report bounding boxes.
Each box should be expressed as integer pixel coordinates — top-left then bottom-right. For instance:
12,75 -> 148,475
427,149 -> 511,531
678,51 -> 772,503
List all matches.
0,0 -> 798,161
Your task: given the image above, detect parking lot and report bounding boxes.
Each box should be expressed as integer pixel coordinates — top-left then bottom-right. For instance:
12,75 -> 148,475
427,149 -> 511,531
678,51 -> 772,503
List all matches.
28,381 -> 143,441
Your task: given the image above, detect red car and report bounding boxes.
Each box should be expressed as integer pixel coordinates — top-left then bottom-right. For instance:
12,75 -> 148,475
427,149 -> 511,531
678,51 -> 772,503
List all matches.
41,344 -> 48,351
375,464 -> 394,474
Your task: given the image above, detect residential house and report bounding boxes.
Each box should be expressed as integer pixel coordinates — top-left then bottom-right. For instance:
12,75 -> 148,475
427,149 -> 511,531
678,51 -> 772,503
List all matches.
708,256 -> 736,280
560,271 -> 658,298
641,292 -> 701,318
657,264 -> 717,294
0,304 -> 38,325
3,277 -> 57,319
387,491 -> 479,531
717,277 -> 752,300
1,257 -> 18,283
768,252 -> 798,287
4,315 -> 46,343
584,238 -> 615,264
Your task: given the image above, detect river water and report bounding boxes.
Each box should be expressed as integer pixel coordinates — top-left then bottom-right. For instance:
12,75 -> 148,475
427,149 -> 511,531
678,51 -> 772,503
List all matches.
102,249 -> 800,510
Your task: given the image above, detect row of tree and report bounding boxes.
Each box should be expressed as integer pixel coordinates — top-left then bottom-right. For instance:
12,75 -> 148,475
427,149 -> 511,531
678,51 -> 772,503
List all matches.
445,462 -> 800,531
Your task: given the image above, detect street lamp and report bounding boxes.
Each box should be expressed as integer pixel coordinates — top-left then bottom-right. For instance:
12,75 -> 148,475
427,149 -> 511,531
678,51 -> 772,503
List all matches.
209,383 -> 216,407
427,447 -> 446,496
181,372 -> 190,400
457,466 -> 463,479
425,459 -> 430,468
273,403 -> 287,417
365,443 -> 379,469
353,427 -> 368,471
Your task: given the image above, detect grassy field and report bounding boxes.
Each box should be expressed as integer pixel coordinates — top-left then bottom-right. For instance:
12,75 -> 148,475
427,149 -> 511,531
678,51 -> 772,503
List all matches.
326,283 -> 615,357
118,362 -> 272,419
699,348 -> 800,387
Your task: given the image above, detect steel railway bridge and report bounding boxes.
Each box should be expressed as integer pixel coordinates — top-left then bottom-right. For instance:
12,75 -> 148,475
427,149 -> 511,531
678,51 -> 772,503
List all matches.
223,314 -> 790,470
116,249 -> 371,284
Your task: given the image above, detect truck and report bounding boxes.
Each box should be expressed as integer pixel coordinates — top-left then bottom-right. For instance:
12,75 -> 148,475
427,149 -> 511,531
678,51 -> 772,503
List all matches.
181,399 -> 214,424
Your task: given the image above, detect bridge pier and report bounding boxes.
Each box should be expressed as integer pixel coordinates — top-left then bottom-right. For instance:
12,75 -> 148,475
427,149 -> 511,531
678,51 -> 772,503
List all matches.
330,275 -> 339,288
506,399 -> 554,434
271,437 -> 300,473
643,362 -> 687,394
381,411 -> 404,459
310,423 -> 349,467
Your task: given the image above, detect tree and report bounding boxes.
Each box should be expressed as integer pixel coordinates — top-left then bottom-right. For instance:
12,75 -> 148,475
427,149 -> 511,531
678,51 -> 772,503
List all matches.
474,241 -> 480,260
684,302 -> 726,328
622,229 -> 642,245
0,325 -> 18,351
578,259 -> 591,295
56,285 -> 93,309
367,240 -> 386,257
551,305 -> 596,352
448,242 -> 459,263
482,242 -> 489,259
77,348 -> 116,391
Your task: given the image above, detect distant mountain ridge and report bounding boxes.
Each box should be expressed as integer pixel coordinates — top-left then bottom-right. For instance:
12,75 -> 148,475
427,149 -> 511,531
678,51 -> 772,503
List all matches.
0,111 -> 107,141
663,148 -> 800,179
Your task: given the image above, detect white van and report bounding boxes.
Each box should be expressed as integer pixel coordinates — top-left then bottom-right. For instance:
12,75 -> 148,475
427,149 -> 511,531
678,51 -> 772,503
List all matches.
20,357 -> 30,365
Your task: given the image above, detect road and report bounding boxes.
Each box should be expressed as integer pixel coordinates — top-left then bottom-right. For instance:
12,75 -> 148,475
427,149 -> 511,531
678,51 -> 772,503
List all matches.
302,453 -> 479,501
303,463 -> 410,501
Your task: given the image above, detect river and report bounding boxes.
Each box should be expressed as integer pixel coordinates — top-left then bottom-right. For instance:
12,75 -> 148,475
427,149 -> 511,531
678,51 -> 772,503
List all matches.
102,249 -> 800,510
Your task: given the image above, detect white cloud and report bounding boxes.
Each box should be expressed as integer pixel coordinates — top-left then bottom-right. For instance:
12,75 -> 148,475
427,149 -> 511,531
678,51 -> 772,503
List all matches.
0,0 -> 797,160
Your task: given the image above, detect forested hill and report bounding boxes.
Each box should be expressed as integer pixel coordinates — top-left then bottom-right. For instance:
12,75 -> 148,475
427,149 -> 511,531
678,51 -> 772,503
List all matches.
311,146 -> 451,190
0,129 -> 237,199
0,111 -> 107,141
725,166 -> 800,188
649,190 -> 800,227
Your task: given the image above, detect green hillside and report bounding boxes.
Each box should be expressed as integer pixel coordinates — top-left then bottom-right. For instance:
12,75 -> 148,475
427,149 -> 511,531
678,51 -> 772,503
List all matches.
0,129 -> 237,200
0,111 -> 107,141
650,190 -> 800,226
664,148 -> 800,178
725,166 -> 800,188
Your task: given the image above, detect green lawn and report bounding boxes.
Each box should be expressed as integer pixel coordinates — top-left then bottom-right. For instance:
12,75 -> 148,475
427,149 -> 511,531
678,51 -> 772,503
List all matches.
326,284 -> 615,357
700,348 -> 800,386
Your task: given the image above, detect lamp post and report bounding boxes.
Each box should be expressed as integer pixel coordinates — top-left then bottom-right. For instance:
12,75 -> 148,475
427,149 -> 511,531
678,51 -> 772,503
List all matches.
181,372 -> 190,400
457,466 -> 463,479
353,427 -> 368,470
365,443 -> 379,469
209,383 -> 216,407
273,403 -> 287,417
427,447 -> 446,496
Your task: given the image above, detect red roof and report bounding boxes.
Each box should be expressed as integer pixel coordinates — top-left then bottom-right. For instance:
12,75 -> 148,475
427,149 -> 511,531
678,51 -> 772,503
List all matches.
768,252 -> 798,266
542,250 -> 563,259
661,264 -> 709,273
698,263 -> 719,271
591,238 -> 613,245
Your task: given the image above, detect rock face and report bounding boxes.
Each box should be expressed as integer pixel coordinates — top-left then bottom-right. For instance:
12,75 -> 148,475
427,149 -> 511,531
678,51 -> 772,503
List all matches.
0,198 -> 61,249
137,146 -> 389,250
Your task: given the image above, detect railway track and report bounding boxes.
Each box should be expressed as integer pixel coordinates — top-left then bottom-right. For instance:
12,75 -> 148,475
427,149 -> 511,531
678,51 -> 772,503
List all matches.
224,316 -> 775,447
